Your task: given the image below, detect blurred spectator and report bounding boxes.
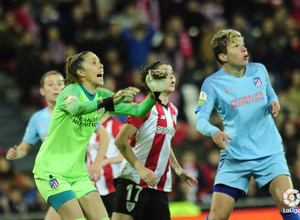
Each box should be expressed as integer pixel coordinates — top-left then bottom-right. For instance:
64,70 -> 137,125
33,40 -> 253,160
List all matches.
37,2 -> 61,40
180,82 -> 199,125
110,2 -> 147,30
158,32 -> 185,77
289,0 -> 300,26
164,15 -> 193,60
137,0 -> 161,30
0,153 -> 28,214
230,13 -> 255,53
6,185 -> 27,214
34,47 -> 57,79
95,0 -> 117,14
285,69 -> 300,119
174,150 -> 204,203
13,1 -> 39,38
254,17 -> 287,89
0,157 -> 27,195
273,6 -> 290,35
292,156 -> 300,191
281,117 -> 299,165
197,19 -> 226,77
76,26 -> 101,55
61,4 -> 86,44
200,0 -> 224,25
78,0 -> 95,17
198,148 -> 220,203
94,7 -> 110,40
0,189 -> 10,214
15,31 -> 41,106
121,22 -> 155,71
22,173 -> 47,212
160,0 -> 186,23
99,22 -> 129,68
44,25 -> 66,66
285,30 -> 300,72
180,57 -> 208,125
183,0 -> 207,50
64,44 -> 77,60
0,10 -> 21,70
104,49 -> 130,90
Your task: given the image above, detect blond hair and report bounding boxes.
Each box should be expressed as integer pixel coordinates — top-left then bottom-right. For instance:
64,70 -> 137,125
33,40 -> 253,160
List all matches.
211,29 -> 243,65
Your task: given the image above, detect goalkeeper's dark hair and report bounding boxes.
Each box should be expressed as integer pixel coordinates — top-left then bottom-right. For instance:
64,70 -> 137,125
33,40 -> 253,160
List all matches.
140,61 -> 169,93
65,51 -> 90,86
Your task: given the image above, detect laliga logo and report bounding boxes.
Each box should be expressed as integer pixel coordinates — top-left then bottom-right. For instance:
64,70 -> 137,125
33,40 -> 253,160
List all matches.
283,189 -> 300,207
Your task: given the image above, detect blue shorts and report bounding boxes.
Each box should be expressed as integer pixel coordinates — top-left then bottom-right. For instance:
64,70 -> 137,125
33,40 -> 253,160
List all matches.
214,152 -> 290,194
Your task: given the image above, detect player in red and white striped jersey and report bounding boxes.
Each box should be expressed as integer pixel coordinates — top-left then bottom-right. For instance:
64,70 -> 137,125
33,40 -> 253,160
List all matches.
112,61 -> 198,220
86,113 -> 124,217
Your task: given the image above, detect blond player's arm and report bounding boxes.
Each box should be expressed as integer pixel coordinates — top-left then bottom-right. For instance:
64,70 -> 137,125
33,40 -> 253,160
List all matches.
115,123 -> 157,187
6,141 -> 32,160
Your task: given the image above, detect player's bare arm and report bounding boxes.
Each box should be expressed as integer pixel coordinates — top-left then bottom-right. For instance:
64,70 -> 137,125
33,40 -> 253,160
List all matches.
115,123 -> 157,187
6,141 -> 32,160
101,154 -> 124,167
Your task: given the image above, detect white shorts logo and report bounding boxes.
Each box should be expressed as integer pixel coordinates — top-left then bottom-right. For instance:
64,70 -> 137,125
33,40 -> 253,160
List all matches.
283,189 -> 300,207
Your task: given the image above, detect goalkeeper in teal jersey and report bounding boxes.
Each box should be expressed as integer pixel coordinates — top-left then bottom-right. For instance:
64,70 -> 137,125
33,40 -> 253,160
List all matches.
32,51 -> 167,220
195,29 -> 300,220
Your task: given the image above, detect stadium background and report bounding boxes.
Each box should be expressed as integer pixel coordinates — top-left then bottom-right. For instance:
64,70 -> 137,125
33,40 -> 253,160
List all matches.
0,0 -> 299,219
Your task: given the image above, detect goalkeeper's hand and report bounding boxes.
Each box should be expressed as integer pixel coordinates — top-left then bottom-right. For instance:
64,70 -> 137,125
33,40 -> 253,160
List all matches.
113,87 -> 140,105
146,70 -> 168,93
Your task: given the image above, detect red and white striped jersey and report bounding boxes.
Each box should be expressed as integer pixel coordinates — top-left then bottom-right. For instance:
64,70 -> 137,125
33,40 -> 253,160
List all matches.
118,102 -> 178,192
87,117 -> 123,196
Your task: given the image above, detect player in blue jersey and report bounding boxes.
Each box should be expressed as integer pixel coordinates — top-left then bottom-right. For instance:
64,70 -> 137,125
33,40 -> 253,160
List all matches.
195,29 -> 300,220
6,70 -> 65,220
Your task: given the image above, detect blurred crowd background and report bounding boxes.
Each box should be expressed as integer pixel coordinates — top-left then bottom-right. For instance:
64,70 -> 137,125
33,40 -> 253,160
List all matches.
0,0 -> 300,218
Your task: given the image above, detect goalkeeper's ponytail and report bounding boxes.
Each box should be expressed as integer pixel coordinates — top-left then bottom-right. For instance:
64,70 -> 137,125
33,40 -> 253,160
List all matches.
65,51 -> 90,86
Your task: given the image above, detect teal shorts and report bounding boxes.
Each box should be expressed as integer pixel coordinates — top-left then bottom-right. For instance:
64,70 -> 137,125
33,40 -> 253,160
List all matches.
214,152 -> 290,194
35,174 -> 97,209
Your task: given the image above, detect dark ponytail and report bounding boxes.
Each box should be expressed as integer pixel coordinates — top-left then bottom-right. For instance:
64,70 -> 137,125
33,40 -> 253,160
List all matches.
65,51 -> 90,86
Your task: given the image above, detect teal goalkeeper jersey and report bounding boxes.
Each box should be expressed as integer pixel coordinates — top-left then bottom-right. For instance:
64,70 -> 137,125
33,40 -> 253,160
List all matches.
33,84 -> 155,179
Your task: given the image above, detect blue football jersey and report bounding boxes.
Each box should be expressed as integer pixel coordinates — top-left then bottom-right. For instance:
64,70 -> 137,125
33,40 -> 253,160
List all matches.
195,62 -> 283,160
23,107 -> 52,145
